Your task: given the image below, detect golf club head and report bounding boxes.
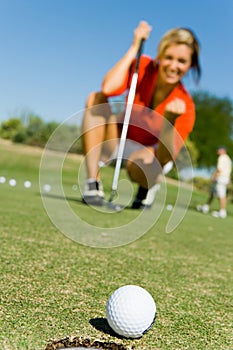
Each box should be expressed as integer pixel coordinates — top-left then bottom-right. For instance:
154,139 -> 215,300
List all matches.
106,189 -> 124,212
105,200 -> 123,212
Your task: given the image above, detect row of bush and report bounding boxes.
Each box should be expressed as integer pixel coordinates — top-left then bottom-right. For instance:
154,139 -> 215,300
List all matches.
0,114 -> 83,154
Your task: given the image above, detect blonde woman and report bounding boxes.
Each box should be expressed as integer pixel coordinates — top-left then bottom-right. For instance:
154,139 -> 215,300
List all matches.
82,21 -> 201,208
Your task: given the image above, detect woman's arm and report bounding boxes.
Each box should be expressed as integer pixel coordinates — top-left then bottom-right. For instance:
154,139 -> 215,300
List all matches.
102,21 -> 152,95
157,98 -> 186,167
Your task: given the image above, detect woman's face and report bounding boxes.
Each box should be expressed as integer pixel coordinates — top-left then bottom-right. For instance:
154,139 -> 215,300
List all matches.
158,43 -> 192,85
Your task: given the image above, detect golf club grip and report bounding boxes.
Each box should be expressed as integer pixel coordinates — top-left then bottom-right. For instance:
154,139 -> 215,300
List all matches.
135,39 -> 145,72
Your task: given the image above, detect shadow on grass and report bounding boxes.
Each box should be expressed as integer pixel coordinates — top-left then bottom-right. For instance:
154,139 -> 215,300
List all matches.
40,192 -> 83,204
89,317 -> 122,338
40,192 -> 135,210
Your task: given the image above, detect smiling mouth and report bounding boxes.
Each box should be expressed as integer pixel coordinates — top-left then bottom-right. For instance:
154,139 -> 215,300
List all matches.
166,72 -> 179,79
165,71 -> 180,78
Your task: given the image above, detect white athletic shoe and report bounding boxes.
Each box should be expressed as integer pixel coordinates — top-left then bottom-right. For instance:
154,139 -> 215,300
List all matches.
196,204 -> 209,214
212,209 -> 227,218
140,161 -> 173,209
82,180 -> 105,206
141,183 -> 161,208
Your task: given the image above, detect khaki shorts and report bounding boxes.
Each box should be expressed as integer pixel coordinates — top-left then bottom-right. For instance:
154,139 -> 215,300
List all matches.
215,176 -> 229,198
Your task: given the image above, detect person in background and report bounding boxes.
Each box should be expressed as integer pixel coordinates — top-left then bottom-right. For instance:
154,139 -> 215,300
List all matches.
81,21 -> 201,208
197,146 -> 232,218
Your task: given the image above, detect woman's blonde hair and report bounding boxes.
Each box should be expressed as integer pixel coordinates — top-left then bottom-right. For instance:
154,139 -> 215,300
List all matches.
158,28 -> 201,83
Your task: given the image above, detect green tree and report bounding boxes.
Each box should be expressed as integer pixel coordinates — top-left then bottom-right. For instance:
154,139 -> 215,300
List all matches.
24,115 -> 44,145
190,91 -> 233,167
0,118 -> 23,140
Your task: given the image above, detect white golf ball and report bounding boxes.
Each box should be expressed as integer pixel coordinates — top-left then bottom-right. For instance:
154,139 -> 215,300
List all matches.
24,180 -> 31,188
106,285 -> 156,338
166,204 -> 173,211
43,184 -> 51,192
0,176 -> 6,183
9,179 -> 17,187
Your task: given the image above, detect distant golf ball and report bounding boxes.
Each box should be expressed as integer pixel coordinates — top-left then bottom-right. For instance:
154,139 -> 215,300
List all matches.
166,204 -> 173,211
0,176 -> 6,183
106,285 -> 156,338
24,180 -> 31,188
72,184 -> 78,191
9,179 -> 16,187
43,184 -> 51,192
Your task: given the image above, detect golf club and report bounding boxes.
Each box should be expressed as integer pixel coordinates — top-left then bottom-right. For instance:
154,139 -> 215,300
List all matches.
106,39 -> 145,211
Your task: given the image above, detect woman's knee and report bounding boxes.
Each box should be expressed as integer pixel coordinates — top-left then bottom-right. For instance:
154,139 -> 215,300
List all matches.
86,91 -> 108,107
126,155 -> 162,188
86,92 -> 111,118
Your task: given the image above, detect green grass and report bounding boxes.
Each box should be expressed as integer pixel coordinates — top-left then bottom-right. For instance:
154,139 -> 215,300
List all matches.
0,140 -> 232,350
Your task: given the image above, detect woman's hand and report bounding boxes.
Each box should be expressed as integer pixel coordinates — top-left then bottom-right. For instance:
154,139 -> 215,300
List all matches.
164,98 -> 186,124
133,21 -> 152,50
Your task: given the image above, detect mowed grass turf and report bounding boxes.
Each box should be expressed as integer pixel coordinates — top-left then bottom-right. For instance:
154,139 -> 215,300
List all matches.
0,139 -> 232,350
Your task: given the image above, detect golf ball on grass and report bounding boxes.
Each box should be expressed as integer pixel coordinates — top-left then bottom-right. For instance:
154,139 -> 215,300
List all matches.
166,204 -> 173,211
9,179 -> 17,187
106,285 -> 156,338
0,176 -> 6,183
24,180 -> 31,188
43,184 -> 51,192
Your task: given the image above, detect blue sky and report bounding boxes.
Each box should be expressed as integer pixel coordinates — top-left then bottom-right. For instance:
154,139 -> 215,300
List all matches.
0,0 -> 233,123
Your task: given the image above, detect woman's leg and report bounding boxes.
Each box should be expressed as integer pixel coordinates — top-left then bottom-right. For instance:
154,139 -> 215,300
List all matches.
126,147 -> 163,208
81,92 -> 118,205
82,92 -> 118,180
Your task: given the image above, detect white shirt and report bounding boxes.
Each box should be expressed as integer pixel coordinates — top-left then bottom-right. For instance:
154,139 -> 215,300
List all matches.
217,154 -> 232,180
